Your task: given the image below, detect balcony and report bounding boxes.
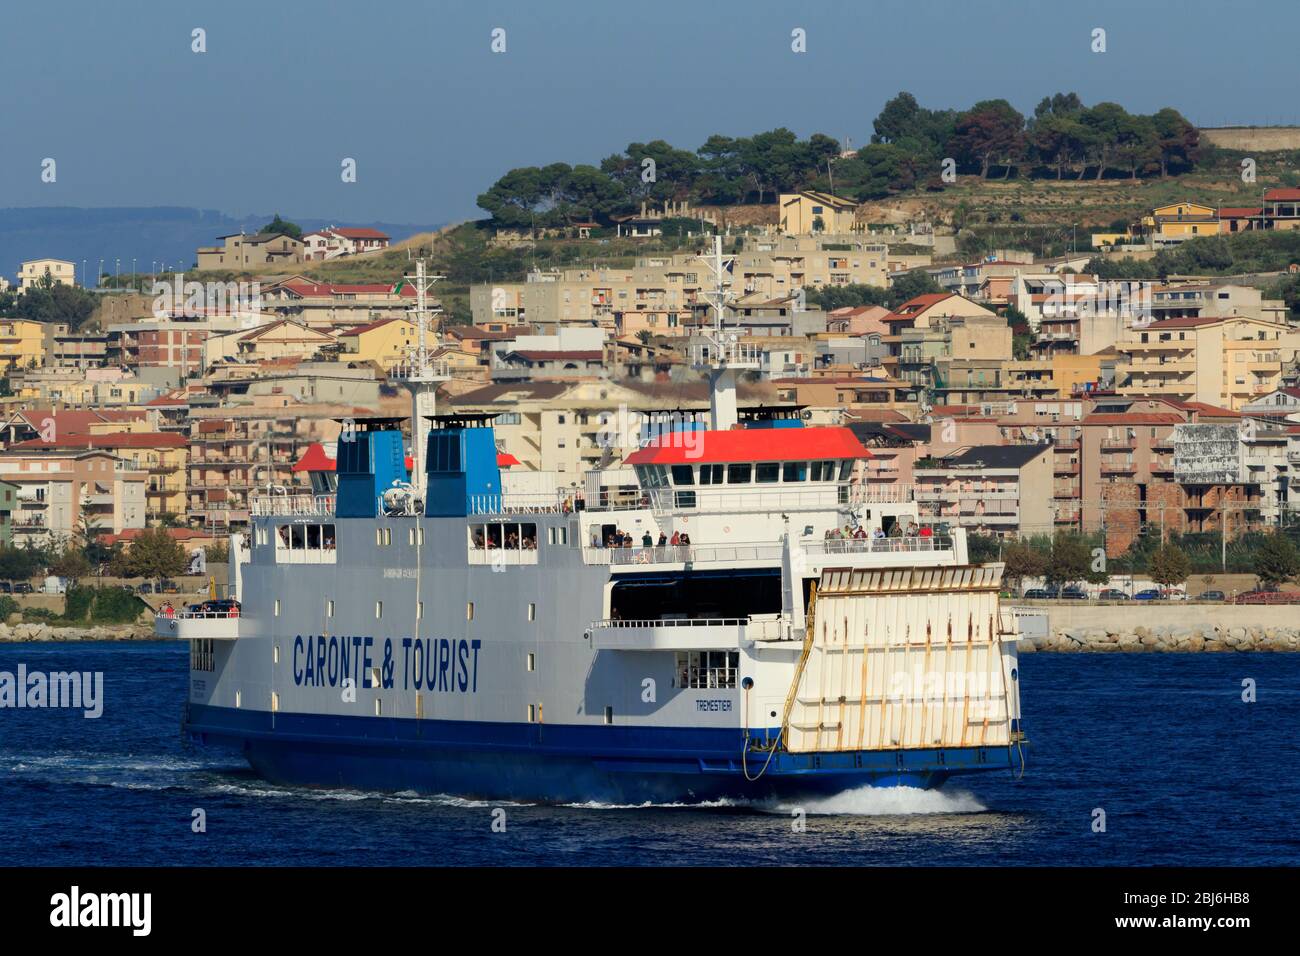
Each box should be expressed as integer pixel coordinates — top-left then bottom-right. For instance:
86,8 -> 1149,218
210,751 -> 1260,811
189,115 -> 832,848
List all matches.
1100,461 -> 1136,474
1100,437 -> 1136,450
156,610 -> 241,640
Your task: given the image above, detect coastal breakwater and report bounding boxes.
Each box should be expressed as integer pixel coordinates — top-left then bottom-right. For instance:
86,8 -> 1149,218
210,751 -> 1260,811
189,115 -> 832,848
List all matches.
0,622 -> 154,643
1016,604 -> 1300,652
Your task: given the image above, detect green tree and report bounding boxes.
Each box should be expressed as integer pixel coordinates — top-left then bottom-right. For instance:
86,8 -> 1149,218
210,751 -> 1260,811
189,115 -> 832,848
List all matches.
118,526 -> 188,582
49,546 -> 91,583
261,214 -> 303,239
1003,540 -> 1047,593
1148,543 -> 1192,588
1253,533 -> 1300,589
948,99 -> 1026,179
1045,533 -> 1090,588
885,270 -> 944,309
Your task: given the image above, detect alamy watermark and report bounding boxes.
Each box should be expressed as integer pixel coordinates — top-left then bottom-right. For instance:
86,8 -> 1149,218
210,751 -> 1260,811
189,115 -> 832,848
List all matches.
151,273 -> 261,319
0,664 -> 103,718
595,405 -> 706,459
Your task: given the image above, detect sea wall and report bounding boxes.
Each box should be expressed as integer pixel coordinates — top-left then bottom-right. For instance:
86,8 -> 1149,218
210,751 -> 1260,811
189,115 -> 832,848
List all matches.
1018,604 -> 1300,652
0,622 -> 154,642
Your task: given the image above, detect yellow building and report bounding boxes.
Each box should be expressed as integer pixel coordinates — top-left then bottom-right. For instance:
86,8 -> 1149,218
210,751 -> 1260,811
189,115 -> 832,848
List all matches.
0,319 -> 48,370
778,191 -> 859,235
337,317 -> 420,369
17,258 -> 75,291
1004,354 -> 1103,398
1146,202 -> 1218,242
234,320 -> 336,363
1118,315 -> 1300,409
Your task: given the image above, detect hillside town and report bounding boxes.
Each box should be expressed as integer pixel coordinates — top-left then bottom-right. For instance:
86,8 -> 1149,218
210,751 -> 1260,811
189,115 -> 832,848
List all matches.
4,183 -> 1300,592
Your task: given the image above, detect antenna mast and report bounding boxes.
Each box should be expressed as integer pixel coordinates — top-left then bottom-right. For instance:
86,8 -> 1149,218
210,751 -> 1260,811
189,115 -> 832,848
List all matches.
693,234 -> 756,430
396,258 -> 448,500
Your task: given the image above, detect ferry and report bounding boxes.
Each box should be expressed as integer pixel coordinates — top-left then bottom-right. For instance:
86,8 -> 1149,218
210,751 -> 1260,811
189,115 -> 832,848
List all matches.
168,249 -> 1026,804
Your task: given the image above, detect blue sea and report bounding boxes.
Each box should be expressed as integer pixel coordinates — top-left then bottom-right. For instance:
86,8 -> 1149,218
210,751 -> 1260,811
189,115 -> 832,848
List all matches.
1,642 -> 1296,866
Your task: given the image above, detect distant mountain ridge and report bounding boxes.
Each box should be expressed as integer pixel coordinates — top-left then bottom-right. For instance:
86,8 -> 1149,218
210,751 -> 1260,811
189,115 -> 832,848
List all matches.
0,207 -> 446,286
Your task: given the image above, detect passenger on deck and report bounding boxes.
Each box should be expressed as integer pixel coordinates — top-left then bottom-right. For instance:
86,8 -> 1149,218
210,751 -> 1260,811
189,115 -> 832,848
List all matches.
918,525 -> 933,538
473,531 -> 485,549
670,531 -> 681,546
679,532 -> 691,546
657,532 -> 667,547
641,531 -> 653,548
591,530 -> 601,548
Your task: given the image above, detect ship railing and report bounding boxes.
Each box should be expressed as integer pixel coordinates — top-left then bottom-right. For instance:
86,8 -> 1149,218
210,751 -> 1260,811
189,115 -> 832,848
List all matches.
846,483 -> 916,504
584,543 -> 782,566
644,486 -> 848,515
172,610 -> 241,620
466,492 -> 576,515
594,617 -> 749,628
586,613 -> 797,649
251,493 -> 336,517
804,535 -> 954,556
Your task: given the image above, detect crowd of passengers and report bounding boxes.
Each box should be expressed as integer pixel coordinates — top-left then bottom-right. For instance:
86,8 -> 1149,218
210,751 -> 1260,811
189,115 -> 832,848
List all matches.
592,529 -> 693,549
471,530 -> 537,549
827,521 -> 932,541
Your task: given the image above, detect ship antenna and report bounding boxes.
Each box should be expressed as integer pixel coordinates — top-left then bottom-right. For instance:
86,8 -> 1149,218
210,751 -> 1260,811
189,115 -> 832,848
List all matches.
396,258 -> 448,501
693,234 -> 754,430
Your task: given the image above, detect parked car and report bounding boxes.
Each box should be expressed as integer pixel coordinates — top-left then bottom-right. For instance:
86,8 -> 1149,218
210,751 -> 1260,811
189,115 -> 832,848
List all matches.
137,582 -> 154,594
0,582 -> 11,594
1133,588 -> 1162,601
1194,590 -> 1226,602
159,580 -> 180,594
13,582 -> 33,594
1097,588 -> 1129,601
1022,588 -> 1054,600
1059,585 -> 1089,600
1160,588 -> 1187,601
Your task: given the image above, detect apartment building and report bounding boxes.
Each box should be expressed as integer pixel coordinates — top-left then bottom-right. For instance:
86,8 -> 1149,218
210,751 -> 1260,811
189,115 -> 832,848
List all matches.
1117,315 -> 1300,409
1146,201 -> 1218,243
913,444 -> 1053,537
260,280 -> 421,328
195,232 -> 304,270
336,317 -> 420,369
1148,283 -> 1286,323
11,431 -> 188,518
0,319 -> 55,370
17,258 -> 75,291
0,448 -> 147,547
186,402 -> 355,530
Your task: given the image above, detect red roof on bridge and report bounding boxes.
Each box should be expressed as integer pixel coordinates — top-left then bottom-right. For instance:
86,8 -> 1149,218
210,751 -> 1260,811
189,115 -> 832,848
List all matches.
624,427 -> 871,465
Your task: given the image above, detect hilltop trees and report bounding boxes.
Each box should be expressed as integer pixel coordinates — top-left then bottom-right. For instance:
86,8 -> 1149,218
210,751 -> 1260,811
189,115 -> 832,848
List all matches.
261,215 -> 302,239
474,92 -> 1202,225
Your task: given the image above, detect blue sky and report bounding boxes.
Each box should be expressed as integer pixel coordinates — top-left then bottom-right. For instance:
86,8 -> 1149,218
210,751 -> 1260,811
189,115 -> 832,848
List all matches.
3,0 -> 1298,223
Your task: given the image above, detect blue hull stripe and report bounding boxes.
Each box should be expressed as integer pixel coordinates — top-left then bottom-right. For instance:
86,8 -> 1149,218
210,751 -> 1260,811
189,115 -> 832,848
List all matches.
186,704 -> 1017,803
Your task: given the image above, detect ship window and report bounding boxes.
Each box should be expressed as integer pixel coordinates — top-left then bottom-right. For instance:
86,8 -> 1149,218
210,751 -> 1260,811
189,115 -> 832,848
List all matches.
527,652 -> 536,671
675,651 -> 740,689
384,528 -> 392,546
273,645 -> 279,665
375,699 -> 382,716
755,462 -> 780,483
290,525 -> 305,549
271,692 -> 279,713
235,690 -> 241,708
839,461 -> 854,481
327,599 -> 335,617
408,528 -> 415,546
696,464 -> 722,484
528,704 -> 537,722
604,706 -> 614,725
783,461 -> 808,481
727,463 -> 752,484
418,527 -> 424,546
674,490 -> 697,508
274,599 -> 281,617
376,528 -> 383,546
323,525 -> 336,549
375,601 -> 383,619
467,602 -> 475,621
670,465 -> 694,485
528,603 -> 536,621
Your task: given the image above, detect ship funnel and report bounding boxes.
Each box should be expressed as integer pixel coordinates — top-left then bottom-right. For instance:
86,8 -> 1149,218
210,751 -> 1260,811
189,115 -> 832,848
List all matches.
424,413 -> 503,517
334,417 -> 408,518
